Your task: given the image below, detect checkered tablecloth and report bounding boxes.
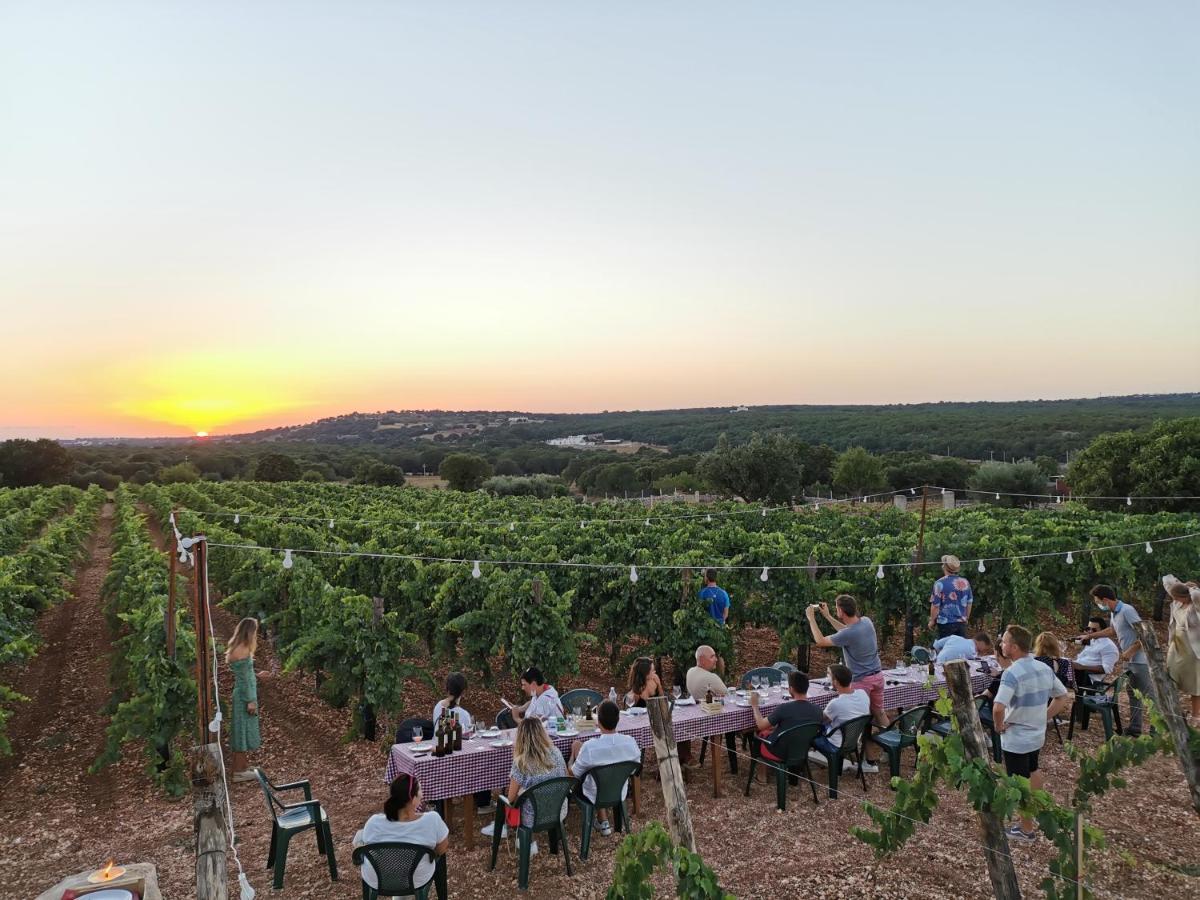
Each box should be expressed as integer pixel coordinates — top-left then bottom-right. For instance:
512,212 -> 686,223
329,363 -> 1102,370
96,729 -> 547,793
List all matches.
384,664 -> 993,801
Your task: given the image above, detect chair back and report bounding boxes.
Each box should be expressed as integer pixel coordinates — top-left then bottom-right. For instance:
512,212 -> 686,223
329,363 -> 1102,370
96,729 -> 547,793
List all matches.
1104,673 -> 1128,701
833,714 -> 872,758
895,705 -> 930,736
516,776 -> 577,831
560,688 -> 603,712
580,760 -> 641,806
352,841 -> 435,894
254,770 -> 286,824
495,707 -> 516,730
740,666 -> 784,688
910,646 -> 932,665
772,661 -> 798,674
395,717 -> 434,744
771,722 -> 822,766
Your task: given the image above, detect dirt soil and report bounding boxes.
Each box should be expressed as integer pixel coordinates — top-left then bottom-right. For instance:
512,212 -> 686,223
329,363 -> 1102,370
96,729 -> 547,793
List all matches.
1,516 -> 1198,900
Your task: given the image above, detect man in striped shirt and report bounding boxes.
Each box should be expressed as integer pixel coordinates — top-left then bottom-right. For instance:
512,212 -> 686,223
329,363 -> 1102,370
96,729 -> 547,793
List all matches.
993,625 -> 1071,843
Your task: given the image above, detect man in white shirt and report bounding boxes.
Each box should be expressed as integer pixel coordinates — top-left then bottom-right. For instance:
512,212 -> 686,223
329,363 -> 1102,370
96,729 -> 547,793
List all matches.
934,632 -> 994,664
510,667 -> 563,722
809,664 -> 874,770
1072,615 -> 1119,687
568,701 -> 640,837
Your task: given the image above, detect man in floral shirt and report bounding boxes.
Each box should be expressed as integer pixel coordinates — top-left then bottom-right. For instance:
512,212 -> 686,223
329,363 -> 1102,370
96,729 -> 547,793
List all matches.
928,554 -> 973,639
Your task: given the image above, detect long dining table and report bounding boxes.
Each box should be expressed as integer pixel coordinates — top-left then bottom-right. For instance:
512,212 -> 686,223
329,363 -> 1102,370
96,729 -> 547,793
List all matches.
385,661 -> 995,848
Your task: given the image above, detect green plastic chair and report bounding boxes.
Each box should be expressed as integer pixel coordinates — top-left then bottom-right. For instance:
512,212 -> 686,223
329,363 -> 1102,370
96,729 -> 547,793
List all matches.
740,666 -> 785,688
812,714 -> 872,799
489,775 -> 576,891
352,842 -> 447,900
1068,673 -> 1128,741
572,759 -> 641,860
255,769 -> 338,890
974,696 -> 1003,763
559,688 -> 603,713
910,646 -> 932,665
743,722 -> 821,810
772,661 -> 798,674
870,706 -> 930,784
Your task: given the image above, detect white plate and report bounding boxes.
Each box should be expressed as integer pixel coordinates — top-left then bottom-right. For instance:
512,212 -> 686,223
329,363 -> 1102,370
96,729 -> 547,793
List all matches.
623,706 -> 647,716
555,729 -> 579,737
735,699 -> 751,707
410,746 -> 432,756
490,739 -> 514,748
675,697 -> 696,706
478,729 -> 502,738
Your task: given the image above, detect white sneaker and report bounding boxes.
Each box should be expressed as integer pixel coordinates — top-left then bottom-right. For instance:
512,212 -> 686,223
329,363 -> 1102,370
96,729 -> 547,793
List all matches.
528,840 -> 539,857
860,761 -> 880,774
806,750 -> 829,768
480,821 -> 509,838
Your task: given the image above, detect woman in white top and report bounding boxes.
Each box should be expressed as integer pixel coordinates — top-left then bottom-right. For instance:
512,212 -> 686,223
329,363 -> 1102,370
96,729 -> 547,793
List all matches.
432,671 -> 473,731
353,773 -> 449,893
1165,578 -> 1200,721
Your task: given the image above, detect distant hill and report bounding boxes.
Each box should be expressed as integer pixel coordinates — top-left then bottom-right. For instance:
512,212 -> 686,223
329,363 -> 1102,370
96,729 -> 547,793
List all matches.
220,394 -> 1200,460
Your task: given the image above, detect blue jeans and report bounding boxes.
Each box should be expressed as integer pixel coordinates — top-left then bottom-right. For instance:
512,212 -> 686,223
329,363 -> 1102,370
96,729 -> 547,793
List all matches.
812,735 -> 838,757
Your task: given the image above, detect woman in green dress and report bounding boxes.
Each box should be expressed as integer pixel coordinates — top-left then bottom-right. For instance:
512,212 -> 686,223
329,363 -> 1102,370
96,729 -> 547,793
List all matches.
227,617 -> 261,782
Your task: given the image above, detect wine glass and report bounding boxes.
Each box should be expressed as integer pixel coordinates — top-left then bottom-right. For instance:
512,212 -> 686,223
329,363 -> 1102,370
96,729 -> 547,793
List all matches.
412,726 -> 423,744
672,685 -> 682,701
751,675 -> 760,692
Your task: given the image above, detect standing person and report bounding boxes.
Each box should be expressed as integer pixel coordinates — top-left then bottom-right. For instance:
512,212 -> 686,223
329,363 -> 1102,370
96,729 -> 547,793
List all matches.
353,774 -> 449,895
568,700 -> 640,836
226,617 -> 261,782
806,595 -> 889,739
508,667 -> 563,723
993,625 -> 1071,843
481,716 -> 568,849
699,568 -> 730,627
1165,578 -> 1200,722
625,657 -> 664,708
1070,616 -> 1120,690
928,555 -> 974,639
1079,585 -> 1153,737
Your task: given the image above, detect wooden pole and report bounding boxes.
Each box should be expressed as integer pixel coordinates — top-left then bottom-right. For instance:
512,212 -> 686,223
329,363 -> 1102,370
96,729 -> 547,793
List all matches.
1074,812 -> 1085,900
1131,621 -> 1200,815
166,510 -> 177,660
907,485 -> 930,652
194,742 -> 229,900
943,660 -> 1023,900
192,537 -> 213,745
645,695 -> 696,852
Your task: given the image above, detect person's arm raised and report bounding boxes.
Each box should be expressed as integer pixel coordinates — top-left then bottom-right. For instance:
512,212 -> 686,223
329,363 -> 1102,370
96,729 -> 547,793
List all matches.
807,605 -> 835,647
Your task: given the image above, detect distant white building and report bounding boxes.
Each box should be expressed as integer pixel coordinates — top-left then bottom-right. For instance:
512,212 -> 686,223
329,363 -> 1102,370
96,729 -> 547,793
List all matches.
731,405 -> 750,413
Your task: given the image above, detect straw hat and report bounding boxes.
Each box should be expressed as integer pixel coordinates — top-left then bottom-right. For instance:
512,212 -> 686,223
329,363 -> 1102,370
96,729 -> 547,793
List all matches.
940,554 -> 961,573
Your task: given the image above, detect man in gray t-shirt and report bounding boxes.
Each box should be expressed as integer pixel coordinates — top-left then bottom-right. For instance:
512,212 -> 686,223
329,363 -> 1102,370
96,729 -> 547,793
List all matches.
1084,585 -> 1152,735
807,595 -> 888,739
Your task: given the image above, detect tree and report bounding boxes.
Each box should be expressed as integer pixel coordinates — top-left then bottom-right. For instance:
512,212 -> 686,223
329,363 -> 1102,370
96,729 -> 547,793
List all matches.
253,453 -> 302,482
1069,418 -> 1200,512
300,469 -> 326,482
697,432 -> 807,502
157,462 -> 200,484
832,446 -> 887,497
439,453 -> 493,491
356,462 -> 406,486
1034,455 -> 1060,478
967,461 -> 1048,505
0,438 -> 72,486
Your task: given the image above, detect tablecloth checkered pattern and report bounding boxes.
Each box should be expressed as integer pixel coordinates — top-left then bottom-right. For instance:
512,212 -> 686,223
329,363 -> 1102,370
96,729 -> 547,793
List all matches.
384,664 -> 994,801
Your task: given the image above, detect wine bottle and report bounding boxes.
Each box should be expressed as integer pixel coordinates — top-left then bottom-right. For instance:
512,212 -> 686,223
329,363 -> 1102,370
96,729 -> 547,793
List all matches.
453,712 -> 463,752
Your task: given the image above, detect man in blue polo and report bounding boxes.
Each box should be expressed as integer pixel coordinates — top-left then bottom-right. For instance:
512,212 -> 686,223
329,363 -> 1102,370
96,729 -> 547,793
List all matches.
699,568 -> 730,626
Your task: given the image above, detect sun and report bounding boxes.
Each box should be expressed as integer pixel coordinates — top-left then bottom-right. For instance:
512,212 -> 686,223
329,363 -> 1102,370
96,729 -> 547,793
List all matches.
195,431 -> 209,438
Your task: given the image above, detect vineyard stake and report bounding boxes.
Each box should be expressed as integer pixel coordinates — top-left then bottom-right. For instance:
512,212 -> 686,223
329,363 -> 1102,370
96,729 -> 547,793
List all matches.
943,660 -> 1022,899
1074,812 -> 1085,900
645,695 -> 697,852
1131,620 -> 1200,814
166,508 -> 177,660
908,485 -> 930,652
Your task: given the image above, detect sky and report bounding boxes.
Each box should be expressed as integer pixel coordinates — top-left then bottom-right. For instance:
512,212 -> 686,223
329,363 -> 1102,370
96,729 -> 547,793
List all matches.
2,2 -> 1198,438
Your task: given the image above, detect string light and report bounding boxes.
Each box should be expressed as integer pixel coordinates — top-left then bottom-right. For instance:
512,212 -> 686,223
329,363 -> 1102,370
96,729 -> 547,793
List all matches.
761,508 -> 767,518
233,513 -> 240,524
328,518 -> 335,529
471,560 -> 481,578
1066,551 -> 1074,565
1145,542 -> 1153,554
760,566 -> 769,582
509,522 -> 516,531
414,521 -> 421,531
282,549 -> 293,569
995,492 -> 1000,500
644,518 -> 650,527
1127,497 -> 1133,506
629,565 -> 638,583
978,559 -> 986,573
876,564 -> 885,579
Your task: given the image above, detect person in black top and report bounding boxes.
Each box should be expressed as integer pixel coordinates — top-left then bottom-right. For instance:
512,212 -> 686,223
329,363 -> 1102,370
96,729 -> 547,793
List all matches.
749,670 -> 822,762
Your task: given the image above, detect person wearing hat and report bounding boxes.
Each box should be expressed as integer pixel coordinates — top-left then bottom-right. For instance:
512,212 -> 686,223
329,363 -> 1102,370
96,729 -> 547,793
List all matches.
928,554 -> 974,639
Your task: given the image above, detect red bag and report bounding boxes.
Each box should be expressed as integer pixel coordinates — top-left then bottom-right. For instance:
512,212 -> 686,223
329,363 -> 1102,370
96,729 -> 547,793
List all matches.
505,804 -> 521,829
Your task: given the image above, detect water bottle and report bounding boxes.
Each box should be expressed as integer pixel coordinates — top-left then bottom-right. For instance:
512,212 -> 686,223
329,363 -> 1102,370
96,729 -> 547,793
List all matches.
608,686 -> 617,706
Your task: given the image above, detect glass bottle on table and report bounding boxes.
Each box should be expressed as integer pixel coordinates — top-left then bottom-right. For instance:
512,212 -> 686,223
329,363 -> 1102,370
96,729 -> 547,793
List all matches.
608,686 -> 618,705
453,711 -> 463,751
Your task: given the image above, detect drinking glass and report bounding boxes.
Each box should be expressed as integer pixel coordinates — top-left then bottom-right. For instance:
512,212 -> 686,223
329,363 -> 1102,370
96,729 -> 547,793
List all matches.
574,705 -> 582,718
672,685 -> 682,701
412,726 -> 423,744
751,676 -> 761,691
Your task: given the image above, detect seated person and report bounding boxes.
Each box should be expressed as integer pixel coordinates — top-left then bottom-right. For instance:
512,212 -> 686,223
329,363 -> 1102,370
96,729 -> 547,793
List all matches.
685,645 -> 728,701
1071,616 -> 1119,689
625,657 -> 664,708
508,667 -> 563,723
748,670 -> 821,763
810,664 -> 875,771
433,671 -> 474,730
353,774 -> 448,894
567,700 -> 640,836
1033,632 -> 1072,688
934,631 -> 993,663
977,637 -> 1012,727
481,716 -> 567,845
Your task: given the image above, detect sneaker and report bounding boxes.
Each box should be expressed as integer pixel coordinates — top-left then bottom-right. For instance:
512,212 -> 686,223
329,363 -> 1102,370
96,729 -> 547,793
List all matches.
528,840 -> 539,857
1007,825 -> 1037,844
597,820 -> 613,837
480,821 -> 509,838
843,759 -> 879,774
476,800 -> 496,815
807,750 -> 829,768
860,761 -> 880,774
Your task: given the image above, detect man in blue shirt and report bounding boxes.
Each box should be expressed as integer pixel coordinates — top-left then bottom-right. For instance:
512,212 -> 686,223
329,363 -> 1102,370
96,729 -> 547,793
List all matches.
928,554 -> 974,639
934,632 -> 993,663
699,568 -> 730,626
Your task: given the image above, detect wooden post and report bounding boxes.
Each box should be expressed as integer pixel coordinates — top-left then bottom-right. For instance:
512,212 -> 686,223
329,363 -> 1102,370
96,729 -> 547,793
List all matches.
1131,621 -> 1200,815
166,510 -> 177,660
943,660 -> 1023,900
191,537 -> 214,745
1074,812 -> 1085,900
907,486 -> 929,652
645,695 -> 696,852
194,742 -> 229,900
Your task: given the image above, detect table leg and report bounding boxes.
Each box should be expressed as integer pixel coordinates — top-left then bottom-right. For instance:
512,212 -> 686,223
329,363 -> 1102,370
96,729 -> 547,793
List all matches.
463,794 -> 475,851
631,774 -> 641,816
710,735 -> 724,798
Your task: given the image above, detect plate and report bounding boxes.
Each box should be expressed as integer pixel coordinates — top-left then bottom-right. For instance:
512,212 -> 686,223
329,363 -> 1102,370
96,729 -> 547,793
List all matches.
555,729 -> 579,738
734,699 -> 751,707
623,706 -> 647,716
479,729 -> 502,738
410,745 -> 432,756
490,739 -> 514,748
675,697 -> 696,706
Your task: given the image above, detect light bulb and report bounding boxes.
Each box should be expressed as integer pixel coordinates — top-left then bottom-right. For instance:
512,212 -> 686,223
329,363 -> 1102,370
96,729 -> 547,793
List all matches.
282,549 -> 293,570
910,488 -> 916,495
630,565 -> 638,583
471,560 -> 481,579
995,492 -> 1000,500
1056,495 -> 1062,504
761,507 -> 767,518
644,518 -> 650,527
328,518 -> 334,529
509,522 -> 516,531
415,521 -> 421,531
760,566 -> 769,582
978,560 -> 986,573
876,564 -> 885,579
1126,496 -> 1132,506
233,513 -> 240,524
168,512 -> 176,525
1145,541 -> 1153,554
706,513 -> 712,523
940,487 -> 946,495
1066,551 -> 1074,565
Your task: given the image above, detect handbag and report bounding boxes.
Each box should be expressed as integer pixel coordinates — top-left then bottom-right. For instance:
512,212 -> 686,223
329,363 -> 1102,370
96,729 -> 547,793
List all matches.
505,803 -> 521,829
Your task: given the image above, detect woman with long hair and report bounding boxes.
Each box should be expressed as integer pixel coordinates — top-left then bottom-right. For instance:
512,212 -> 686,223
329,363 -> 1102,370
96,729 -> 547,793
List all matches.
226,617 -> 261,781
1033,631 -> 1071,688
1166,579 -> 1200,721
480,716 -> 567,851
352,774 -> 449,894
433,671 -> 473,730
625,657 -> 663,708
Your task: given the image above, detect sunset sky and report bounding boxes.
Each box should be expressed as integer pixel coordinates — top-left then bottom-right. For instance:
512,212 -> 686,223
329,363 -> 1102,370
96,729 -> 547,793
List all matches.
3,2 -> 1198,438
